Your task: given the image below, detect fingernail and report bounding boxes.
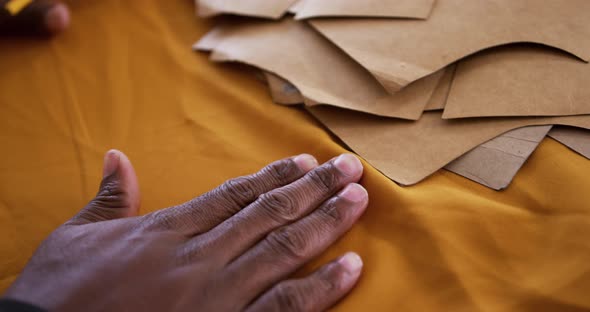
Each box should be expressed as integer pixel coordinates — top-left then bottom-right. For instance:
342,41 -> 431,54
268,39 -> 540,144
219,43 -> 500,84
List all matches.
339,184 -> 368,203
334,154 -> 363,176
339,252 -> 363,285
293,154 -> 318,172
45,3 -> 70,34
103,150 -> 120,178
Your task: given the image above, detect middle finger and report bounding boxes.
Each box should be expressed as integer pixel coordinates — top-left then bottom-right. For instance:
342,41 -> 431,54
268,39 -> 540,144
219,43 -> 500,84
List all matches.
189,154 -> 363,262
224,182 -> 368,309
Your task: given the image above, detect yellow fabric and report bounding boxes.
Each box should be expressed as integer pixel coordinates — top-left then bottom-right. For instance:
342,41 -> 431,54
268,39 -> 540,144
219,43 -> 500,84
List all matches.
1,1 -> 589,311
5,0 -> 32,15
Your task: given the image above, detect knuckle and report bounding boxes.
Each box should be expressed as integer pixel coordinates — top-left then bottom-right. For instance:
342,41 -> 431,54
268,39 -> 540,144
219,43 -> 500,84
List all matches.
307,166 -> 339,193
143,209 -> 178,231
72,176 -> 129,224
259,159 -> 300,185
258,190 -> 298,221
176,241 -> 200,266
317,198 -> 344,225
72,207 -> 106,224
219,177 -> 258,207
266,227 -> 308,260
316,263 -> 341,292
200,189 -> 242,217
93,177 -> 126,208
274,282 -> 308,312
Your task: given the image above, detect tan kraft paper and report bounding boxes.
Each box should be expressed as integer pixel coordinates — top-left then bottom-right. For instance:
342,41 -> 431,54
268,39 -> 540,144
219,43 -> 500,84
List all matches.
263,70 -> 552,190
444,45 -> 590,118
310,0 -> 590,92
445,126 -> 552,190
307,107 -> 590,186
197,0 -> 297,19
202,19 -> 442,119
549,127 -> 590,159
295,0 -> 435,20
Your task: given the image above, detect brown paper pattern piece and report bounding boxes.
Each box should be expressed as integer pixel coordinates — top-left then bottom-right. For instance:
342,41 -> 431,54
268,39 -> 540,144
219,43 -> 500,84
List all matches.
424,64 -> 455,111
264,72 -> 304,105
549,127 -> 590,159
444,45 -> 590,118
310,0 -> 590,93
445,126 -> 552,190
205,18 -> 442,120
264,68 -> 552,191
307,107 -> 590,186
287,0 -> 305,14
295,0 -> 435,20
197,0 -> 297,19
193,22 -> 234,51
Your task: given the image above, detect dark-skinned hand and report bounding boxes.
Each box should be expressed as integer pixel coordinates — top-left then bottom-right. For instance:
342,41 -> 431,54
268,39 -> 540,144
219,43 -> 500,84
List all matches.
3,150 -> 368,311
0,0 -> 69,36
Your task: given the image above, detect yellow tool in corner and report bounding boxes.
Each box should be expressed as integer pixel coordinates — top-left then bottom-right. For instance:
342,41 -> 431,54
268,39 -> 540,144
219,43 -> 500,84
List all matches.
5,0 -> 33,15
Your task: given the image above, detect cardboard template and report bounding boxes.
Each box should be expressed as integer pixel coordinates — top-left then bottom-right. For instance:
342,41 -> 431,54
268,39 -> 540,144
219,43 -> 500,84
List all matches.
310,0 -> 590,93
307,107 -> 590,186
204,18 -> 442,119
444,45 -> 590,118
445,126 -> 552,190
197,0 -> 297,19
295,0 -> 435,20
549,127 -> 590,159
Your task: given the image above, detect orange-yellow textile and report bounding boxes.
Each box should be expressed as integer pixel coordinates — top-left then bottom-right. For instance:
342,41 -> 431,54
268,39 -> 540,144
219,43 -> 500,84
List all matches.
0,1 -> 589,311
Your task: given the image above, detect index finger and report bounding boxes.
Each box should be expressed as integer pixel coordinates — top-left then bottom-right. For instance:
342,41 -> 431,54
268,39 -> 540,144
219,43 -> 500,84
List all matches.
143,154 -> 318,236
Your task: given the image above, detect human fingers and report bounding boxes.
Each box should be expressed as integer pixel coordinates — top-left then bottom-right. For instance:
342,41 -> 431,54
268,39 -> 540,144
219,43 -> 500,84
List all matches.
190,154 -> 363,263
0,0 -> 69,36
246,252 -> 363,312
68,150 -> 140,225
220,182 -> 368,305
145,154 -> 317,236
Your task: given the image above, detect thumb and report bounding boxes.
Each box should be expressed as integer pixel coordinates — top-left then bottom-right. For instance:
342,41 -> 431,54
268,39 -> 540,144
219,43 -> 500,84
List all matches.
69,150 -> 141,225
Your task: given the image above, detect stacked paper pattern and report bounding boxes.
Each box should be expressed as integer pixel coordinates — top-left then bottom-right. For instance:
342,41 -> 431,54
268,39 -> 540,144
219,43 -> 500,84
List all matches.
194,0 -> 590,190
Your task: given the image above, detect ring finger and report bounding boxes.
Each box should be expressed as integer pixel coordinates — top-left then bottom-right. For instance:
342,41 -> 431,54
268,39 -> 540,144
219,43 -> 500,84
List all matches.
221,182 -> 368,307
